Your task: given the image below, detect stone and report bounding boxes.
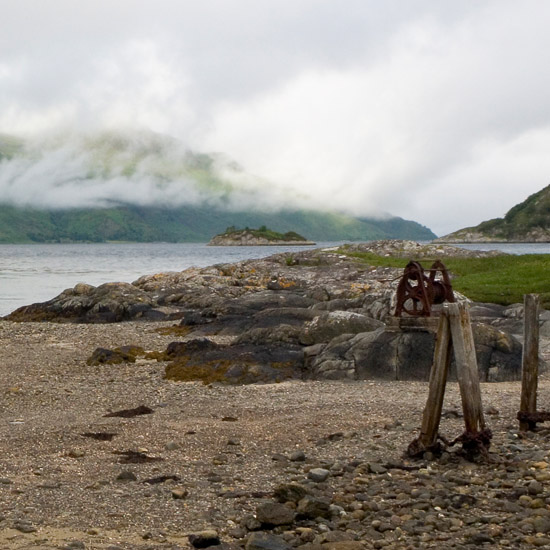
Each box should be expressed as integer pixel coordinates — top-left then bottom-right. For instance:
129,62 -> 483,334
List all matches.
308,468 -> 330,482
300,311 -> 384,345
116,470 -> 137,482
245,532 -> 292,550
255,502 -> 296,526
297,496 -> 331,519
528,480 -> 544,495
14,521 -> 37,533
172,488 -> 189,499
289,450 -> 306,462
188,530 -> 221,548
273,482 -> 310,503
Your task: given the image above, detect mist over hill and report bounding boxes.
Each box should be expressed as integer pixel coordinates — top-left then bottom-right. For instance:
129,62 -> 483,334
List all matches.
0,130 -> 436,243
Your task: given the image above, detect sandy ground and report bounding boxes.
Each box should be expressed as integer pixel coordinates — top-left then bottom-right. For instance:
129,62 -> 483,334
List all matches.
0,320 -> 547,549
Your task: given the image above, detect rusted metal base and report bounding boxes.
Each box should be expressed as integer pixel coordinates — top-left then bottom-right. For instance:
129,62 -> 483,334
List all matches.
517,411 -> 550,431
407,429 -> 492,460
406,436 -> 445,458
449,429 -> 493,460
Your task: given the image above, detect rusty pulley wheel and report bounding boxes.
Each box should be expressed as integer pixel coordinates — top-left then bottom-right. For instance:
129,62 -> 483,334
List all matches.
394,260 -> 455,317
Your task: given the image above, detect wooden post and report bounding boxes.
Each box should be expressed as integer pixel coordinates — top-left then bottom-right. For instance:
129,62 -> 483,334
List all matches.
448,302 -> 486,433
417,308 -> 452,449
519,294 -> 540,431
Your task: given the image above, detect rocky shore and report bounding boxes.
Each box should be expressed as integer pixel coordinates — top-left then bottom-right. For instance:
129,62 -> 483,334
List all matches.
2,240 -> 550,549
0,321 -> 550,549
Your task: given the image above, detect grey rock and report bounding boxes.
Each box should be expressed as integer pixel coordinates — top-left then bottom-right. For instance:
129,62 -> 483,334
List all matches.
116,470 -> 137,482
300,311 -> 384,345
273,482 -> 310,503
245,532 -> 292,550
296,495 -> 331,519
528,480 -> 544,495
14,521 -> 37,533
255,502 -> 295,526
308,468 -> 330,482
289,450 -> 306,462
310,319 -> 523,382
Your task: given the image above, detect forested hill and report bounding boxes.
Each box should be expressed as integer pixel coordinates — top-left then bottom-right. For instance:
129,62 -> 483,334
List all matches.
437,184 -> 550,243
0,204 -> 435,243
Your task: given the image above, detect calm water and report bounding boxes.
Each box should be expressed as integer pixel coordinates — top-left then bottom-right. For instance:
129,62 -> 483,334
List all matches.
0,241 -> 548,317
0,242 -> 340,316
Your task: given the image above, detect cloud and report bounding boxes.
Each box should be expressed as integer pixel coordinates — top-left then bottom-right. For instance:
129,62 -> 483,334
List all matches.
1,1 -> 550,235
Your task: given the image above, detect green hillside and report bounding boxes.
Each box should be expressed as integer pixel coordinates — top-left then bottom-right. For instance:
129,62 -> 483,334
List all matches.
0,204 -> 435,243
438,184 -> 550,242
0,129 -> 436,243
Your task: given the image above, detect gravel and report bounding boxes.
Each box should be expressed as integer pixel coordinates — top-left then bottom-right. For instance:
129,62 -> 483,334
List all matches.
0,320 -> 549,549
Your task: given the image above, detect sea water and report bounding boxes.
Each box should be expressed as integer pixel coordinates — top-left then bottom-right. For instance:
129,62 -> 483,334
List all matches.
0,242 -> 340,316
0,241 -> 548,317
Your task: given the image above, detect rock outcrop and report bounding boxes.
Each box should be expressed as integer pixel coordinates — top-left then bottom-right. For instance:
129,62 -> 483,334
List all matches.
6,240 -> 535,383
208,229 -> 315,246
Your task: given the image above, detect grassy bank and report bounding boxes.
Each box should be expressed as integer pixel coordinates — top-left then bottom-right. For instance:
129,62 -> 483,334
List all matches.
343,250 -> 550,308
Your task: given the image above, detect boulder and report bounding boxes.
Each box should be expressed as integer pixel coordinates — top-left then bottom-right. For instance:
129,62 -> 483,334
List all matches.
299,311 -> 385,345
163,339 -> 304,385
5,282 -> 176,323
309,322 -> 524,382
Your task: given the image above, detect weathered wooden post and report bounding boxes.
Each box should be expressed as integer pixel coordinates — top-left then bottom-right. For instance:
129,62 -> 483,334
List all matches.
448,302 -> 486,434
519,294 -> 540,431
408,301 -> 491,459
410,308 -> 452,454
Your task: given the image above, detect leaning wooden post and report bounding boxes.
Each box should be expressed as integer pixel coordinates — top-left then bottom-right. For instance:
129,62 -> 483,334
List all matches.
418,308 -> 452,449
519,294 -> 540,431
448,302 -> 486,434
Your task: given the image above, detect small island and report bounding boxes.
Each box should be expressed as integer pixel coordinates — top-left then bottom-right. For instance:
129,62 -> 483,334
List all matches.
208,225 -> 316,246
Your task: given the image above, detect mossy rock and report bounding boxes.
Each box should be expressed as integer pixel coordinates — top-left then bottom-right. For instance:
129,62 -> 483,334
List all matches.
86,345 -> 146,366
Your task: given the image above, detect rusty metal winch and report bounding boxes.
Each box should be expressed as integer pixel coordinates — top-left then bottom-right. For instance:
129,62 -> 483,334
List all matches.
394,260 -> 455,317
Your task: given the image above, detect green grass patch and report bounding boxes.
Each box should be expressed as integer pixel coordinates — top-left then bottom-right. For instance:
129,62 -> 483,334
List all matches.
342,250 -> 550,308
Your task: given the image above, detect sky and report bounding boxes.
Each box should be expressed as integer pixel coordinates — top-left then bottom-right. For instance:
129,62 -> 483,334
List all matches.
1,0 -> 550,236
